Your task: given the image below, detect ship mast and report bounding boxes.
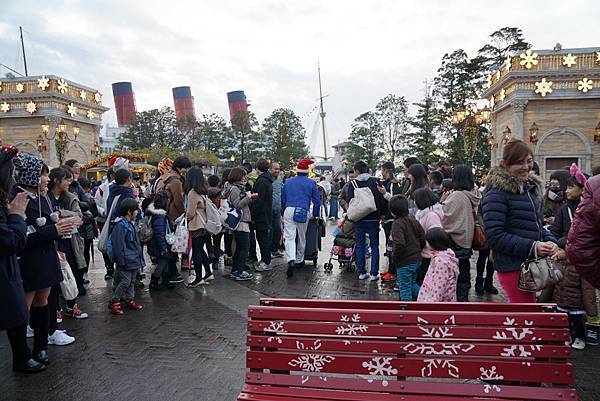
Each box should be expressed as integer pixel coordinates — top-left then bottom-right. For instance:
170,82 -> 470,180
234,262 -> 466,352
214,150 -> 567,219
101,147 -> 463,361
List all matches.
20,26 -> 28,76
317,62 -> 328,160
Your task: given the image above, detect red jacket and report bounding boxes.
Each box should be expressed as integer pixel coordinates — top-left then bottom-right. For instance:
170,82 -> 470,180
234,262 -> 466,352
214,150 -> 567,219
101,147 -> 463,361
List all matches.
566,175 -> 600,288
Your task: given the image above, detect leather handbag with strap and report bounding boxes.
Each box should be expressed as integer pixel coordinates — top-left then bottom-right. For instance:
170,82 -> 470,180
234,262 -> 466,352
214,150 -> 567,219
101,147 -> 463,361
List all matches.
471,207 -> 486,250
518,241 -> 564,292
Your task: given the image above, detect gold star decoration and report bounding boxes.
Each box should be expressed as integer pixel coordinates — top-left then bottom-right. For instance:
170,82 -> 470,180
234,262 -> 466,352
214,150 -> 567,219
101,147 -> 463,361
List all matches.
67,103 -> 78,117
26,100 -> 37,114
16,83 -> 24,93
597,52 -> 600,63
503,55 -> 512,73
37,76 -> 50,91
577,78 -> 593,93
80,89 -> 87,101
94,92 -> 102,103
489,96 -> 495,108
57,79 -> 69,94
0,102 -> 10,113
534,78 -> 553,97
86,109 -> 95,120
562,53 -> 577,68
494,70 -> 501,81
0,81 -> 3,92
519,49 -> 538,69
499,88 -> 506,101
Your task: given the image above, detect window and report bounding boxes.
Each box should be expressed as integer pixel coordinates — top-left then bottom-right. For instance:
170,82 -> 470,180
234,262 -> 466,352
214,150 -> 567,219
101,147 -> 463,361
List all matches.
545,157 -> 578,171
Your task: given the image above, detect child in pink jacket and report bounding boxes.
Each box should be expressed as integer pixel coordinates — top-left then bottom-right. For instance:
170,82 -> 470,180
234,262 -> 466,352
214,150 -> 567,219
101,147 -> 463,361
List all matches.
413,188 -> 444,285
417,227 -> 459,302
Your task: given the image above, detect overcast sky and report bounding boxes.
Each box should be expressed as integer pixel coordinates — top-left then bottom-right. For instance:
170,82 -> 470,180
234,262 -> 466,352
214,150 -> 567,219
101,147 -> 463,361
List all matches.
1,0 -> 598,156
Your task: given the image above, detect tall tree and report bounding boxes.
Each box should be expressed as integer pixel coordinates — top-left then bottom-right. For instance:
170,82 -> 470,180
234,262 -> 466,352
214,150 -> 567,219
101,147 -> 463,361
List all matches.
262,108 -> 307,170
118,107 -> 185,151
409,82 -> 442,167
230,110 -> 264,163
375,94 -> 410,163
188,113 -> 235,158
345,112 -> 383,170
477,27 -> 530,72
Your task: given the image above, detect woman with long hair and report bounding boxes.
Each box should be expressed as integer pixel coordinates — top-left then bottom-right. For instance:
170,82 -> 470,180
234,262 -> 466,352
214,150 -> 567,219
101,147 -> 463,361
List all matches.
406,163 -> 429,215
185,166 -> 214,287
442,165 -> 482,302
12,153 -> 77,366
0,147 -> 46,373
483,140 -> 558,302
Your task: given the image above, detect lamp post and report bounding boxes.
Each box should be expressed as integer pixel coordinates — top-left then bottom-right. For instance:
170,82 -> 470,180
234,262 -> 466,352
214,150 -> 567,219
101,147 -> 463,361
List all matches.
595,121 -> 600,145
40,119 -> 79,164
450,107 -> 490,167
503,126 -> 512,143
529,122 -> 539,144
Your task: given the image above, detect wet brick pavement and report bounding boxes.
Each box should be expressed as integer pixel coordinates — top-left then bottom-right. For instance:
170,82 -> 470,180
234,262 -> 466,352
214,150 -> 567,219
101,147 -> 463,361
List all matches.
1,221 -> 598,401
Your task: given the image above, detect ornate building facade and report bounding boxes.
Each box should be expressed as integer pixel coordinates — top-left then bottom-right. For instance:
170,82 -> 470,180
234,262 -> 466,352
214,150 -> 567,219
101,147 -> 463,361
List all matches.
483,47 -> 600,179
0,75 -> 109,166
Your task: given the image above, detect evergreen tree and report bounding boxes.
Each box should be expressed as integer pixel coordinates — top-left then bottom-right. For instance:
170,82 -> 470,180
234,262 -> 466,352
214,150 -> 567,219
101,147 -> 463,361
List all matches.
188,113 -> 234,158
230,110 -> 264,163
409,82 -> 442,167
118,107 -> 185,151
477,27 -> 530,72
345,112 -> 383,171
262,108 -> 307,170
374,94 -> 410,163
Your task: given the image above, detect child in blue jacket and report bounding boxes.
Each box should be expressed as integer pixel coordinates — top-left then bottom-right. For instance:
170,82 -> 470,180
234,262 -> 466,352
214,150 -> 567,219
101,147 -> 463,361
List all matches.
109,198 -> 145,315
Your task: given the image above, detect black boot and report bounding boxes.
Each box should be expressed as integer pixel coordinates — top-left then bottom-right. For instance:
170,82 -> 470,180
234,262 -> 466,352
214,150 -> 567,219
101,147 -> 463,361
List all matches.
149,276 -> 161,290
32,350 -> 49,366
13,358 -> 46,373
286,261 -> 295,277
161,273 -> 175,289
484,279 -> 499,295
475,277 -> 484,295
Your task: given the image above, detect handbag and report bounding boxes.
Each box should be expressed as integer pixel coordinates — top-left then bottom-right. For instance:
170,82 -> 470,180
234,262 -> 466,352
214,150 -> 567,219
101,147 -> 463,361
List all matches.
346,180 -> 377,221
518,241 -> 564,292
165,221 -> 175,245
472,208 -> 486,250
171,217 -> 189,254
97,194 -> 121,254
57,252 -> 79,301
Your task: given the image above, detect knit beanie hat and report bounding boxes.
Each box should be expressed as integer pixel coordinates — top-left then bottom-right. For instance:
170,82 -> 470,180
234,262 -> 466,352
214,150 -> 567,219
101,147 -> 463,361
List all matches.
110,157 -> 129,171
13,152 -> 44,187
0,146 -> 19,168
158,158 -> 173,175
296,158 -> 314,173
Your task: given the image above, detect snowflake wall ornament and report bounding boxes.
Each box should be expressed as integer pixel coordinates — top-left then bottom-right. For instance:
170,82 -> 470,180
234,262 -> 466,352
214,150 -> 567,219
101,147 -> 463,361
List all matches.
534,78 -> 553,97
26,100 -> 37,114
86,109 -> 96,120
16,83 -> 24,93
562,53 -> 577,68
94,92 -> 102,103
489,96 -> 495,108
57,79 -> 69,94
0,81 -> 2,92
519,49 -> 539,69
67,103 -> 78,117
596,52 -> 600,63
503,55 -> 512,73
486,74 -> 492,88
578,78 -> 593,93
80,89 -> 87,101
37,76 -> 50,91
0,102 -> 10,113
499,88 -> 506,101
363,357 -> 398,387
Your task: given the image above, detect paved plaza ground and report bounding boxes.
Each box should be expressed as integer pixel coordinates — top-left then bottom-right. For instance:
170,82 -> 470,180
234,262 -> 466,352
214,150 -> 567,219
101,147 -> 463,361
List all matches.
1,222 -> 599,401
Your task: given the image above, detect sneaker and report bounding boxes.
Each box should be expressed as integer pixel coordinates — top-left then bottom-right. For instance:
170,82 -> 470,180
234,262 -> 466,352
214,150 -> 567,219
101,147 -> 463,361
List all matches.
204,274 -> 215,282
124,300 -> 143,310
484,284 -> 499,295
381,272 -> 396,282
393,285 -> 399,292
235,271 -> 254,281
369,274 -> 379,282
64,306 -> 89,319
571,338 -> 586,350
104,271 -> 113,280
586,326 -> 599,346
229,271 -> 240,279
358,273 -> 369,280
109,301 -> 124,315
56,310 -> 63,324
271,250 -> 284,258
26,325 -> 34,338
169,273 -> 184,284
255,262 -> 273,272
187,277 -> 207,287
48,330 -> 75,346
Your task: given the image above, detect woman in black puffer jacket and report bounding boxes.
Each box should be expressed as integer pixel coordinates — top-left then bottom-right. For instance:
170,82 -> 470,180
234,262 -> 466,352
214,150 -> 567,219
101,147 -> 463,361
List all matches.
482,140 -> 557,303
145,191 -> 176,290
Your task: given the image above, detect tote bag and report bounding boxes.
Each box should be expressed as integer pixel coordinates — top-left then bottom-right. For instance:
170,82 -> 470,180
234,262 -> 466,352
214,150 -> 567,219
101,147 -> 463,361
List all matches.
171,216 -> 189,254
58,252 -> 79,301
346,181 -> 377,221
97,194 -> 121,254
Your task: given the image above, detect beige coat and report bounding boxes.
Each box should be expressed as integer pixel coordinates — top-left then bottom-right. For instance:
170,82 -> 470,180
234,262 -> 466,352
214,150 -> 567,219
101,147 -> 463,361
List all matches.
186,189 -> 207,232
442,189 -> 481,249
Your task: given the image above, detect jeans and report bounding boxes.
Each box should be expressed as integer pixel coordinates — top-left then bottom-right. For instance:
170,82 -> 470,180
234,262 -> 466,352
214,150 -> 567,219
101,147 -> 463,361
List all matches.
207,233 -> 223,263
396,261 -> 421,301
233,231 -> 250,275
111,269 -> 138,302
192,235 -> 211,279
355,220 -> 380,276
271,209 -> 282,252
256,229 -> 272,265
328,198 -> 338,219
382,221 -> 393,274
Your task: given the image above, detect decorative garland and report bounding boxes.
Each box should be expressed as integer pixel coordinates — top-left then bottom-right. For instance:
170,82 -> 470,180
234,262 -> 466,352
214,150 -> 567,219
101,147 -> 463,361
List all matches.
82,151 -> 150,170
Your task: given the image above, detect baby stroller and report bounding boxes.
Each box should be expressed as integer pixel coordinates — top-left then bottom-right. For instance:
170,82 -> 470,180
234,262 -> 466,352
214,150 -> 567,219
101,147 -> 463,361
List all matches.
324,218 -> 356,272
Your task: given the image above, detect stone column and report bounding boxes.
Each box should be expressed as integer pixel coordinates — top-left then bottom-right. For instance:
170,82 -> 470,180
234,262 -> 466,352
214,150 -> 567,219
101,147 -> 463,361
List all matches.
511,99 -> 528,140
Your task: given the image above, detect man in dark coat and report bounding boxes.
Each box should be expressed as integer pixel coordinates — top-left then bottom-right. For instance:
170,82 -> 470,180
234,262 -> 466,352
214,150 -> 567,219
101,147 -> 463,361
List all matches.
252,159 -> 274,271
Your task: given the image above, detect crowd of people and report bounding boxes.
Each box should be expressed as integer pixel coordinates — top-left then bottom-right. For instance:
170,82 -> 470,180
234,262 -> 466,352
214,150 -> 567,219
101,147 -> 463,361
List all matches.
2,138 -> 600,374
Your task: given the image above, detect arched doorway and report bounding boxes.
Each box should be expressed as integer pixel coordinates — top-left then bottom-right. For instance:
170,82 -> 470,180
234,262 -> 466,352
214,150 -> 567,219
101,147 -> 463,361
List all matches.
534,127 -> 592,180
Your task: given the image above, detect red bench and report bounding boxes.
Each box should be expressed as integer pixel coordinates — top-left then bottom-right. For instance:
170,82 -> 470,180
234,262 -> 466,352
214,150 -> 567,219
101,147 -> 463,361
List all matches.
239,298 -> 578,401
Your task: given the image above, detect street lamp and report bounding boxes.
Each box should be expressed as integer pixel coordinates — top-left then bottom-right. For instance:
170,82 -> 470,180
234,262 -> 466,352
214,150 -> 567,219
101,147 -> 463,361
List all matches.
503,126 -> 512,143
37,134 -> 47,153
529,122 -> 539,144
41,119 -> 80,164
595,121 -> 600,145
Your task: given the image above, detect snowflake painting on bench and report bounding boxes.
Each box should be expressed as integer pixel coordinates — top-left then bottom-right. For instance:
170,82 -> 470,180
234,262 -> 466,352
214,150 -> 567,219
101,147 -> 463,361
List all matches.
421,359 -> 460,378
480,365 -> 504,394
288,340 -> 336,384
265,321 -> 287,344
363,357 -> 398,387
336,313 -> 368,336
417,316 -> 454,338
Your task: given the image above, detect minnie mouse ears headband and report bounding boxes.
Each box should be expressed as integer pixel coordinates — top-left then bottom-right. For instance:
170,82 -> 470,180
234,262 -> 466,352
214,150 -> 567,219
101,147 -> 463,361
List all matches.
569,163 -> 587,186
0,146 -> 19,167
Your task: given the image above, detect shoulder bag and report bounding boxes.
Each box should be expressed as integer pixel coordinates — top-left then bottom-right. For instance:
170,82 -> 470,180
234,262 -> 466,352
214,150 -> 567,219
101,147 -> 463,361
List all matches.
518,241 -> 564,292
346,180 -> 377,221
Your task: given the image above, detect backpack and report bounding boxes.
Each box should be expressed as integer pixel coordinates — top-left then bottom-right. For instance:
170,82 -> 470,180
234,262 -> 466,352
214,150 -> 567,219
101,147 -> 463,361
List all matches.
346,180 -> 377,221
203,195 -> 223,235
218,198 -> 242,231
137,214 -> 154,244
